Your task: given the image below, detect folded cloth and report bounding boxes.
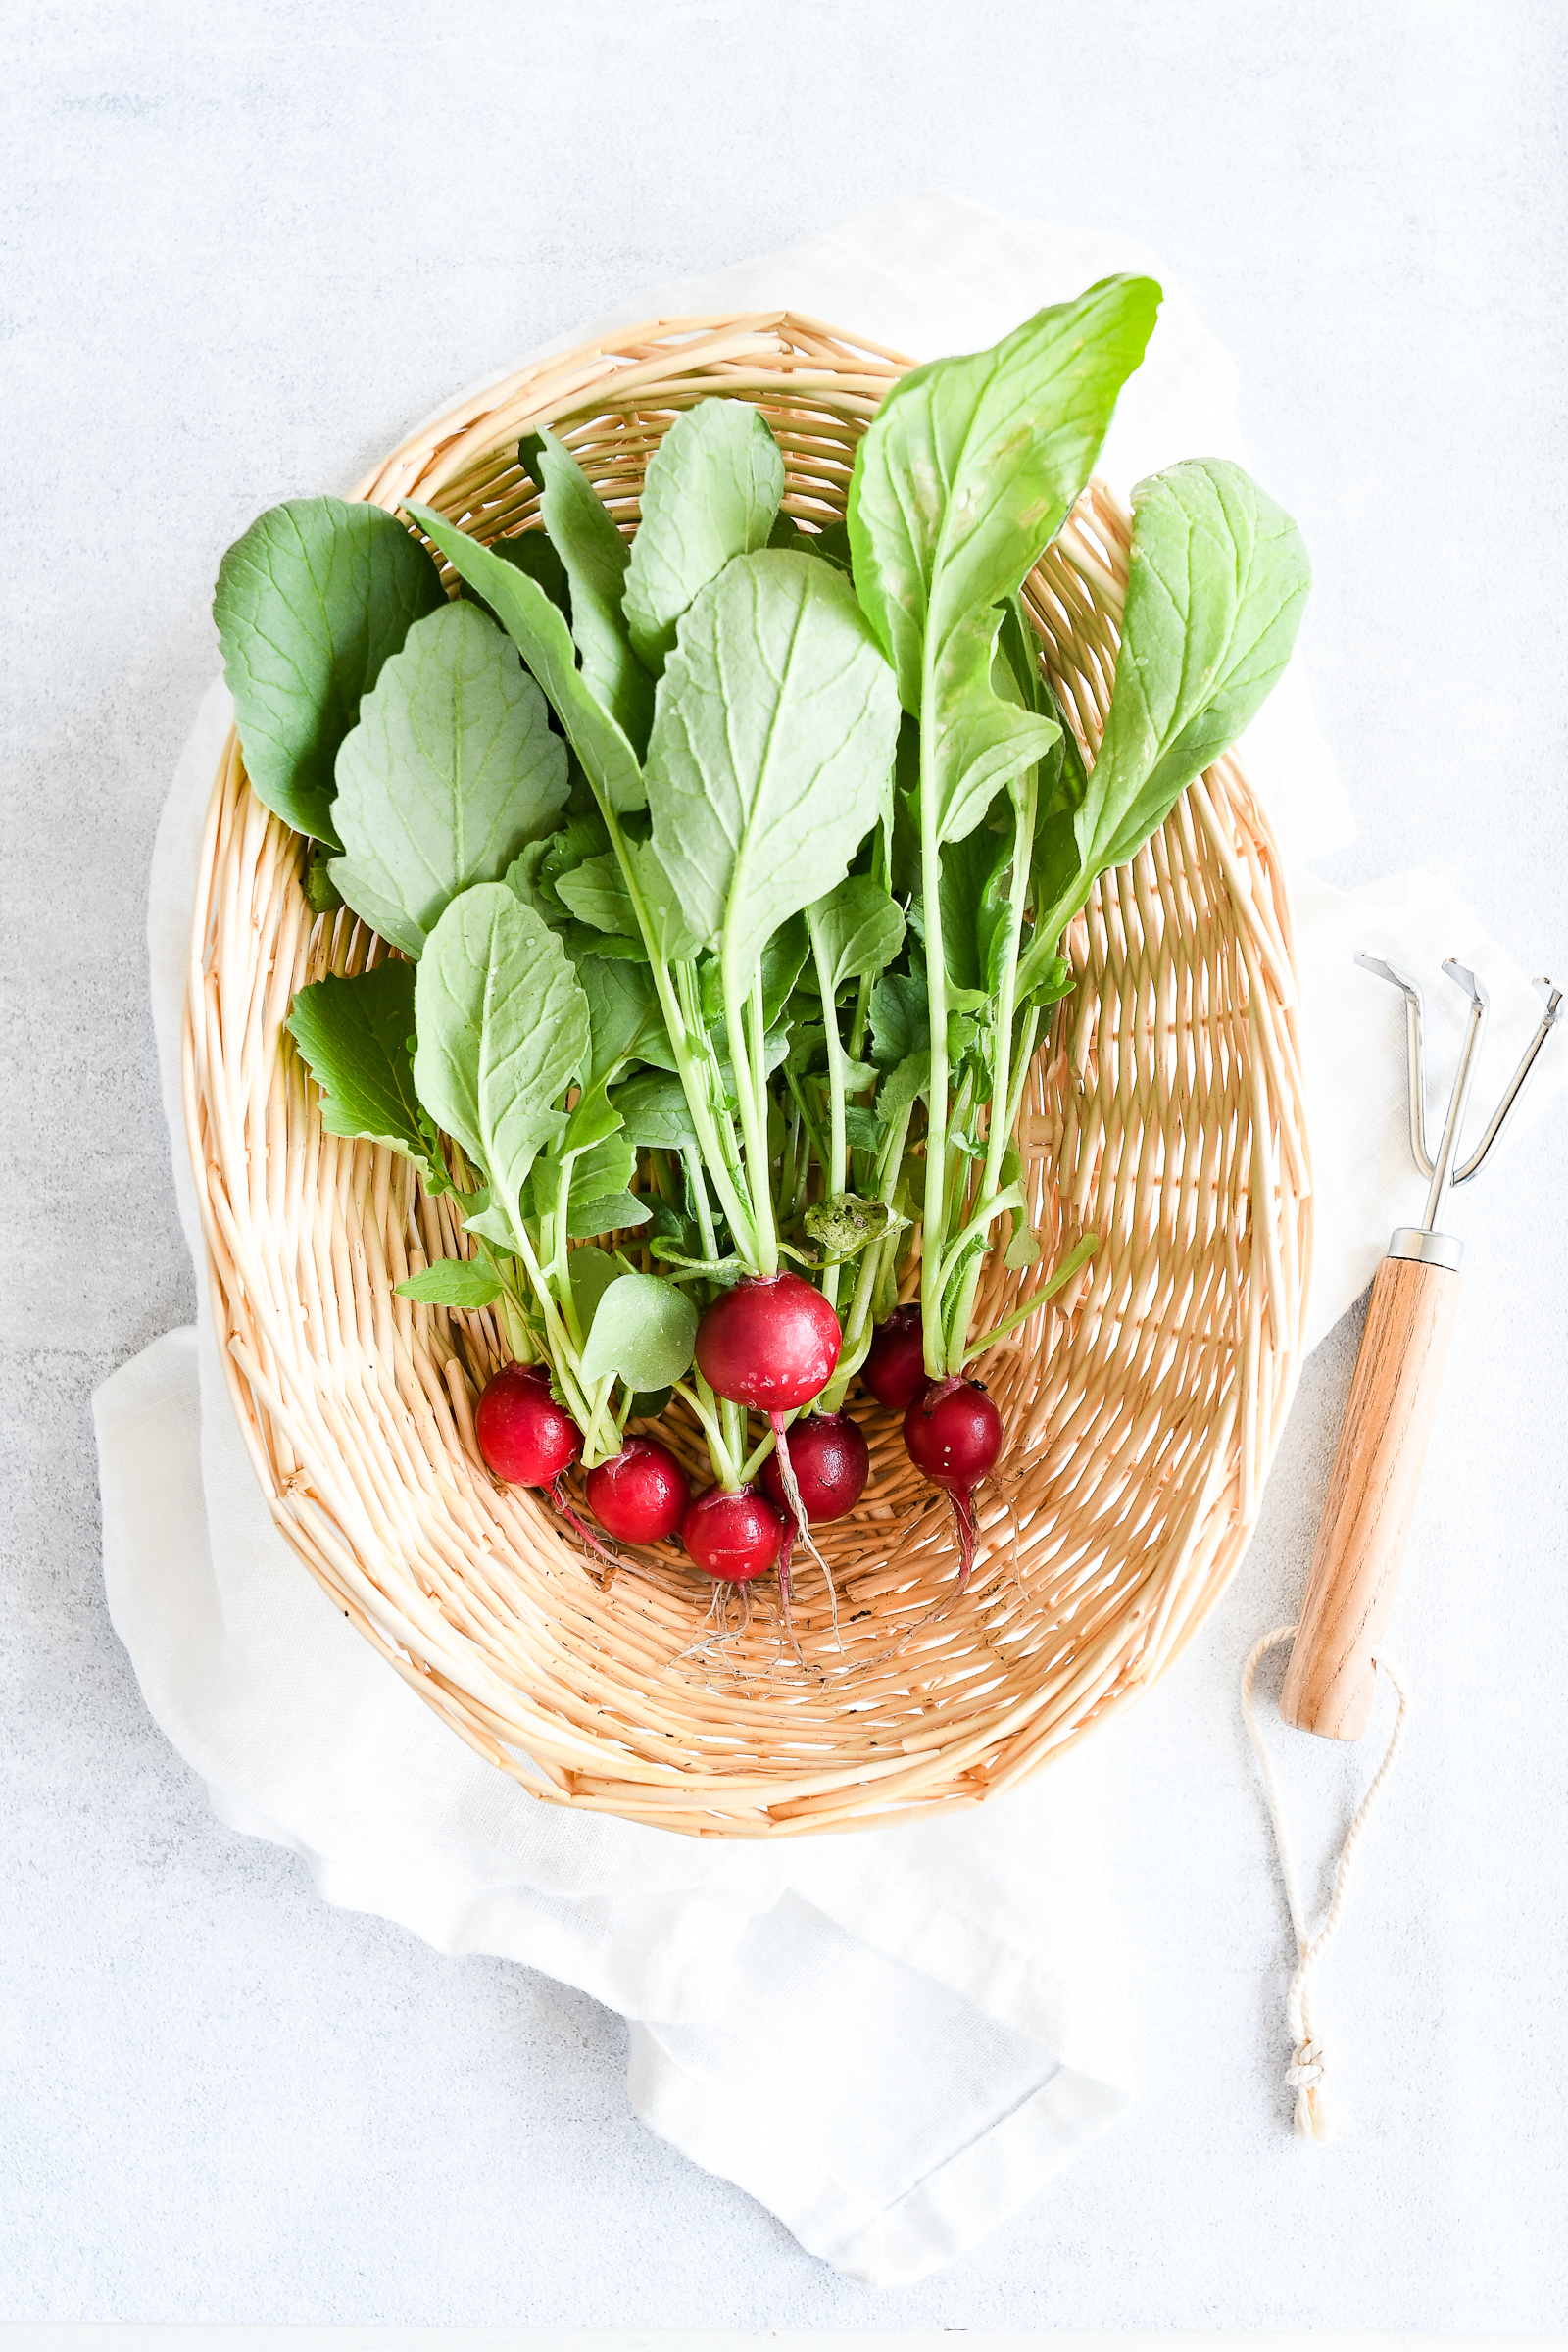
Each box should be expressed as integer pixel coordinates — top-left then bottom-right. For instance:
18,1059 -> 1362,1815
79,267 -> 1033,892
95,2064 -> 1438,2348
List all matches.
92,191 -> 1566,2287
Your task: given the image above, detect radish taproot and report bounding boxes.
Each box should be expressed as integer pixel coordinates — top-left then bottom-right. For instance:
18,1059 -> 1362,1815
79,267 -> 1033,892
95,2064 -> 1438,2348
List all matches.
585,1437 -> 689,1545
902,1377 -> 1004,1589
695,1271 -> 841,1545
680,1485 -> 787,1583
475,1364 -> 611,1562
860,1304 -> 928,1411
760,1410 -> 868,1524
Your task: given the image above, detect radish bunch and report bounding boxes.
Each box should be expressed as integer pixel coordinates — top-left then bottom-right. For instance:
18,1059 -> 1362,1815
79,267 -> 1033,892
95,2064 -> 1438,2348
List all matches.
235,280 -> 1308,1622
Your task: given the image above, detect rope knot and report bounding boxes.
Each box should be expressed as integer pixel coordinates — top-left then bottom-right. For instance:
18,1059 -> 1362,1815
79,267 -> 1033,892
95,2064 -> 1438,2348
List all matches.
1284,2037 -> 1325,2090
1240,1628 -> 1410,2146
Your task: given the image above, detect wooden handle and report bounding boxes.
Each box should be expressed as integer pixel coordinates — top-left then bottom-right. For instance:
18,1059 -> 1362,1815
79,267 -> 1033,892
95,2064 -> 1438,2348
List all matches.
1280,1252 -> 1461,1740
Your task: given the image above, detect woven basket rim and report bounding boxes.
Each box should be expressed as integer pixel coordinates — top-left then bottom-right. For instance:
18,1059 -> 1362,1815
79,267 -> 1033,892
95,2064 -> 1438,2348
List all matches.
184,308 -> 1312,1837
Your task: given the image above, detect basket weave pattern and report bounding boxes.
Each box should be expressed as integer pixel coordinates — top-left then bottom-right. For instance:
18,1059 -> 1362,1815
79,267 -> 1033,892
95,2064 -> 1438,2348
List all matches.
185,315 -> 1311,1836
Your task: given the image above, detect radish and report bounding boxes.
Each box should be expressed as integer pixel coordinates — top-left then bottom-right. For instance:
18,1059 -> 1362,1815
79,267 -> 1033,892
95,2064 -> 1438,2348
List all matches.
695,1271 -> 841,1548
760,1410 -> 868,1524
902,1377 -> 1004,1590
861,1304 -> 928,1411
681,1485 -> 786,1583
695,1271 -> 841,1411
585,1436 -> 689,1545
476,1363 -> 579,1485
475,1363 -> 611,1563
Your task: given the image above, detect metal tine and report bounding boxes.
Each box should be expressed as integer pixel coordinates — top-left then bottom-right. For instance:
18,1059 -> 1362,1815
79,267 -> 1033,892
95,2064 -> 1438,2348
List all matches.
1419,960 -> 1491,1230
1355,951 -> 1435,1177
1452,974 -> 1564,1185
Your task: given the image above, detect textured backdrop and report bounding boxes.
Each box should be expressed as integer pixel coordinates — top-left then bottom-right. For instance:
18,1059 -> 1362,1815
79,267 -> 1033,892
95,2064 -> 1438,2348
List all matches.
3,0 -> 1566,2328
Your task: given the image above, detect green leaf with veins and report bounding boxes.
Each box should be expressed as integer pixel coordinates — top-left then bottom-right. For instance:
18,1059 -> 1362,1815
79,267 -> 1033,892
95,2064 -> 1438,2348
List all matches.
403,503 -> 646,815
565,1129 -> 636,1201
805,874 -> 906,999
570,1192 -> 651,1239
578,1270 -> 699,1390
504,838 -> 564,927
846,278 -> 1158,843
628,837 -> 704,962
412,884 -> 590,1234
786,1020 -> 828,1076
610,1070 -> 701,1152
869,964 -> 929,1069
464,1199 -> 520,1251
1026,686 -> 1091,960
554,851 -> 637,936
328,602 -> 569,957
560,1078 -> 624,1161
541,810 -> 612,887
622,400 -> 784,671
1004,1224 -> 1043,1269
459,527 -> 571,629
843,1104 -> 888,1152
1049,459 -> 1310,937
937,820 -> 1012,1000
874,1052 -> 930,1132
578,956 -> 668,1084
569,1247 -> 622,1335
286,962 -> 432,1170
698,914 -> 809,1027
215,497 -> 444,844
644,551 -> 901,990
519,427 -> 654,750
396,1259 -> 506,1307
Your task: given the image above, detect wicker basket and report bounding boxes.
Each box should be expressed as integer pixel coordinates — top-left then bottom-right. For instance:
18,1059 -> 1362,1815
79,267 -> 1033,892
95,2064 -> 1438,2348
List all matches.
184,311 -> 1311,1837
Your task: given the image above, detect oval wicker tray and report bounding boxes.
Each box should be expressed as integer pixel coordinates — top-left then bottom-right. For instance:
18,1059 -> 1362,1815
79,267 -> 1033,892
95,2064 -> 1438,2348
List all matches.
184,311 -> 1311,1837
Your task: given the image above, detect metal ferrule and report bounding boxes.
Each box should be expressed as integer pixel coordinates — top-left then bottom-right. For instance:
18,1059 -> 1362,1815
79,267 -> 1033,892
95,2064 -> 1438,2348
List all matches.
1388,1226 -> 1463,1271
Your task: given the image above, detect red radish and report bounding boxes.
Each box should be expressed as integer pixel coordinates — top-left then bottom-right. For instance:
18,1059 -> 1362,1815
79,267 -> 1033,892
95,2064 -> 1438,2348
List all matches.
475,1363 -> 611,1565
903,1377 -> 1004,1589
585,1430 -> 691,1543
585,1437 -> 689,1545
476,1363 -> 579,1485
861,1305 -> 928,1411
694,1272 -> 842,1551
695,1272 -> 841,1411
681,1485 -> 786,1583
760,1411 -> 868,1524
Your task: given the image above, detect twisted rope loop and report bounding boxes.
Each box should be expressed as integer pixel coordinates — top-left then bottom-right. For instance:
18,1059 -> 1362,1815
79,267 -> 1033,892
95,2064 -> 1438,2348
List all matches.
1240,1626 -> 1410,2141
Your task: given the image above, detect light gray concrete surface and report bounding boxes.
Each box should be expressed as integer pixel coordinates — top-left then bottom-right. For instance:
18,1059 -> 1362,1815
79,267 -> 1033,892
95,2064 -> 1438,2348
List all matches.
3,0 -> 1566,2328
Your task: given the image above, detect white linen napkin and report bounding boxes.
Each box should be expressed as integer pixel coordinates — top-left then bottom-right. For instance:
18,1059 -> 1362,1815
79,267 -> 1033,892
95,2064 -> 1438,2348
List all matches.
92,193 -> 1566,2287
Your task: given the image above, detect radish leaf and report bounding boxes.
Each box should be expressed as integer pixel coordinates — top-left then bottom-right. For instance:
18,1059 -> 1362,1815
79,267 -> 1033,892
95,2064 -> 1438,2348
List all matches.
413,883 -> 590,1234
554,850 -> 638,937
404,503 -> 646,815
328,603 -> 568,957
215,497 -> 445,846
578,956 -> 668,1083
623,401 -> 784,671
645,551 -> 900,988
286,962 -> 431,1171
1061,458 -> 1310,911
579,1269 -> 699,1389
396,1260 -> 505,1307
459,527 -> 571,628
846,277 -> 1158,843
520,427 -> 654,750
805,874 -> 906,998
